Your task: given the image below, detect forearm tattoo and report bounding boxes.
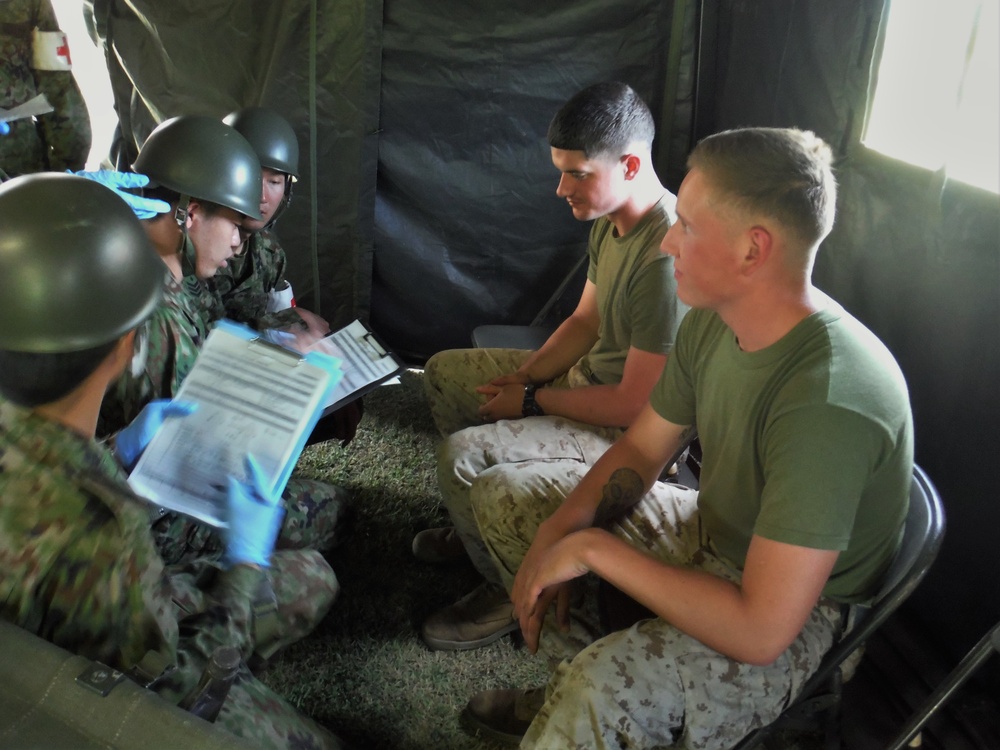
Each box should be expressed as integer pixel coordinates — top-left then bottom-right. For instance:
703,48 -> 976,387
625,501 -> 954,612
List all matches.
593,468 -> 645,526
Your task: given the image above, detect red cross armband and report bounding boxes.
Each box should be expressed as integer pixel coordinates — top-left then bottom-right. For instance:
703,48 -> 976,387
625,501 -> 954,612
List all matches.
32,28 -> 73,72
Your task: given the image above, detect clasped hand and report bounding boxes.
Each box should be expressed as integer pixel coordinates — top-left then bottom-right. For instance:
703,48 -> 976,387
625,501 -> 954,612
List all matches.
510,526 -> 592,653
476,372 -> 530,422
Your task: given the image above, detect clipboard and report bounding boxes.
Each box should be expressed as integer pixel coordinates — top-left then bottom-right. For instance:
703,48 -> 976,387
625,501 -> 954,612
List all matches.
127,319 -> 343,528
304,319 -> 406,415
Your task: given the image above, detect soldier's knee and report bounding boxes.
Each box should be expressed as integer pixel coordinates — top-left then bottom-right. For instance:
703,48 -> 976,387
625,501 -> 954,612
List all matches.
548,656 -> 606,712
296,549 -> 340,612
469,474 -> 528,549
422,350 -> 450,392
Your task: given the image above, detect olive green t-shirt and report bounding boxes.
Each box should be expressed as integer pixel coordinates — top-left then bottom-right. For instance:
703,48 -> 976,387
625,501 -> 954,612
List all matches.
650,302 -> 913,602
579,194 -> 687,385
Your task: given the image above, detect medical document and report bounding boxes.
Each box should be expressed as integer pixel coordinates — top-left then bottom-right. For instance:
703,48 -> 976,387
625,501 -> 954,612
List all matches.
128,320 -> 342,528
306,319 -> 405,413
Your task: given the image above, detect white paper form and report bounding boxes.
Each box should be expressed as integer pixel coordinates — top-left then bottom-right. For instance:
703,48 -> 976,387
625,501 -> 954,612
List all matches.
0,94 -> 54,123
127,322 -> 341,528
306,320 -> 405,413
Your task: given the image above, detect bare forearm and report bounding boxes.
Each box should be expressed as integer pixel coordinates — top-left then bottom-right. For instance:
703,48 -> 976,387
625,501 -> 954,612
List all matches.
517,316 -> 597,383
577,530 -> 796,665
533,382 -> 648,427
545,426 -> 672,533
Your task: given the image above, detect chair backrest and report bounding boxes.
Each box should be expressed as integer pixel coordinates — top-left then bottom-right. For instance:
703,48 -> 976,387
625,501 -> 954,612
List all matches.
792,463 -> 947,699
470,251 -> 589,349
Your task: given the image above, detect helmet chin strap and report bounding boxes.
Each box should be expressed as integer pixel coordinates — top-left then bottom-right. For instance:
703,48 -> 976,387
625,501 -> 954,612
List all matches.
263,175 -> 294,231
173,194 -> 191,229
172,195 -> 198,278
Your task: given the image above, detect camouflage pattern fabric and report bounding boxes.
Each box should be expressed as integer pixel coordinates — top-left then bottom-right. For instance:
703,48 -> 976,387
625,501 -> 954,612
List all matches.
425,347 -> 621,581
184,272 -> 226,326
99,269 -> 209,436
153,477 -> 351,566
0,0 -> 91,176
166,546 -> 340,662
207,229 -> 303,331
0,399 -> 346,749
98,258 -> 350,567
424,201 -> 679,598
474,477 -> 843,750
423,347 -> 586,438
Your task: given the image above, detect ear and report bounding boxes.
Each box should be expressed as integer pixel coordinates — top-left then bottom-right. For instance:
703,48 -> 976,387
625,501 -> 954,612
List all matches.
185,199 -> 201,230
621,153 -> 641,181
741,225 -> 773,275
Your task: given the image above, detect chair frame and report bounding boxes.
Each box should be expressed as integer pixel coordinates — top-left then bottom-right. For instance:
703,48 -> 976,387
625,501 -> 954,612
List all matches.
884,619 -> 1000,750
733,463 -> 946,750
470,252 -> 588,349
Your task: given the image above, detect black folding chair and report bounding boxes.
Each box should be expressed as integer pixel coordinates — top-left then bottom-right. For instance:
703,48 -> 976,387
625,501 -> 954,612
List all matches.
470,252 -> 588,349
733,464 -> 946,750
884,619 -> 1000,750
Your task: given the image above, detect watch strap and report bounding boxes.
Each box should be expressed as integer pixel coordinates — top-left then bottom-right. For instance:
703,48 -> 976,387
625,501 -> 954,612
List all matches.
522,384 -> 545,417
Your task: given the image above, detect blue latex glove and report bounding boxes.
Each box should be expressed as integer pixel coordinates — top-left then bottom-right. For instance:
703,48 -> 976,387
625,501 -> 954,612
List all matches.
115,399 -> 198,471
0,121 -> 9,136
71,170 -> 171,219
224,455 -> 285,568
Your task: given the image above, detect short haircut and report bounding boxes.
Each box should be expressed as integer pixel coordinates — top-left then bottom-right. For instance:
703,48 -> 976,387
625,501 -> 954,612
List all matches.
687,127 -> 837,249
0,341 -> 119,407
547,81 -> 656,159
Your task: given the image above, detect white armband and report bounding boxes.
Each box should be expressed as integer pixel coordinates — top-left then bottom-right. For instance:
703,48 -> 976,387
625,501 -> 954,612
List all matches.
32,28 -> 73,72
266,281 -> 296,312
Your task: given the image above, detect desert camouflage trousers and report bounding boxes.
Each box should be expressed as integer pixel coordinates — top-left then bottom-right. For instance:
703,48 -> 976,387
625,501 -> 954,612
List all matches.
425,347 -> 622,582
476,481 -> 844,750
424,347 -> 596,436
168,550 -> 344,749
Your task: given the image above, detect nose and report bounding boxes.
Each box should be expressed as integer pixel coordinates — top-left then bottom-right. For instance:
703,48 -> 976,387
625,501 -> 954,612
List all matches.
556,173 -> 571,198
661,221 -> 680,257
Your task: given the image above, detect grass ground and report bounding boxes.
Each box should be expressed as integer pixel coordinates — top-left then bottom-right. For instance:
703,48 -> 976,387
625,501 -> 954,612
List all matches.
263,369 -> 548,749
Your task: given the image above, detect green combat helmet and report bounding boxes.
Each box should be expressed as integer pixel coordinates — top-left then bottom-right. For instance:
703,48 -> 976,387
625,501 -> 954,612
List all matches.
132,114 -> 263,223
224,107 -> 300,178
0,173 -> 163,353
224,107 -> 299,226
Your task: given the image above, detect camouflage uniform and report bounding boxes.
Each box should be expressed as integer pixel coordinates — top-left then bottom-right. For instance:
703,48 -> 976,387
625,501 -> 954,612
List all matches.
475,301 -> 912,749
425,196 -> 682,581
476,479 -> 843,750
0,0 -> 91,177
431,348 -> 623,580
100,246 -> 349,563
100,265 -> 208,434
0,399 -> 345,750
202,228 -> 363,449
207,229 -> 304,331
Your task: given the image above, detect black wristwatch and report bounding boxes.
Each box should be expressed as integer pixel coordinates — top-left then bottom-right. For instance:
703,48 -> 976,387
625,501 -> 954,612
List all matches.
522,384 -> 545,417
